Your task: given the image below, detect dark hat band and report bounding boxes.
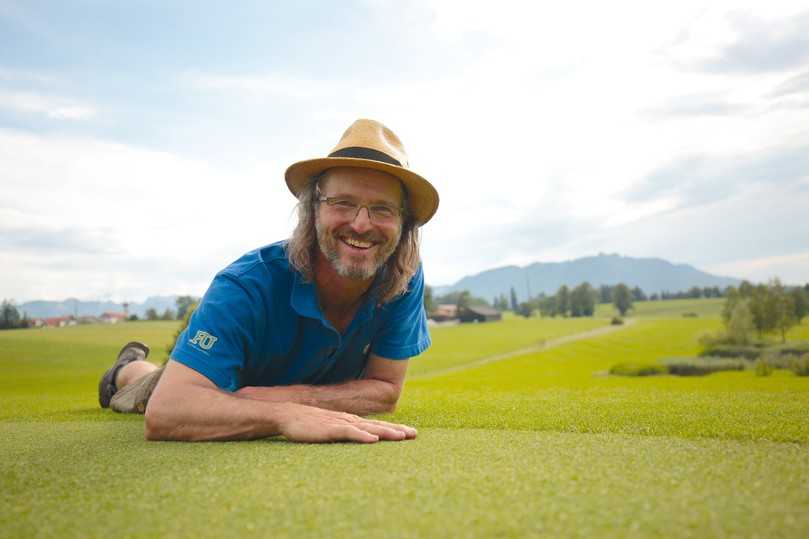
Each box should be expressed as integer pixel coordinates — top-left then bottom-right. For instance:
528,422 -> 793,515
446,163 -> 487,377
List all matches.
328,146 -> 402,167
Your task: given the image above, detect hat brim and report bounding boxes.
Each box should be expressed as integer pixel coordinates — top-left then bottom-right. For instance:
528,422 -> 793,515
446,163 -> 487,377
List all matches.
285,157 -> 439,226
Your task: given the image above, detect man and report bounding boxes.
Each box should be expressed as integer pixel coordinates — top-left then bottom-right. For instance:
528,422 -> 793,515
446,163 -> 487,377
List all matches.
97,119 -> 439,444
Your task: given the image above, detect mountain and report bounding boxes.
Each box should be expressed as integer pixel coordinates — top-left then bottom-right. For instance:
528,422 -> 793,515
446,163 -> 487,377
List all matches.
20,296 -> 179,319
433,253 -> 741,303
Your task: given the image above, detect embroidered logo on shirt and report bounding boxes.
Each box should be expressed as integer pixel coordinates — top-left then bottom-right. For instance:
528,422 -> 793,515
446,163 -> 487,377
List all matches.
189,330 -> 218,351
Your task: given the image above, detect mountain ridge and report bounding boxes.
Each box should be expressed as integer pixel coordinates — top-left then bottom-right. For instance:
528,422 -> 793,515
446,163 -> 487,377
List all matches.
432,253 -> 741,302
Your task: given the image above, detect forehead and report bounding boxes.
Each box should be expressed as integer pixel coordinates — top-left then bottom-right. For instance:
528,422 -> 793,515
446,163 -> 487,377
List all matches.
320,167 -> 403,203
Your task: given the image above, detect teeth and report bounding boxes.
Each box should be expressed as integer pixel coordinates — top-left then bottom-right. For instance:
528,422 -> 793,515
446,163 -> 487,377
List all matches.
343,237 -> 373,249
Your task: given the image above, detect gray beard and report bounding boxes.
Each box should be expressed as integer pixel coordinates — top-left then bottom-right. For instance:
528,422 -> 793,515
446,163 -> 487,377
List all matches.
315,220 -> 400,280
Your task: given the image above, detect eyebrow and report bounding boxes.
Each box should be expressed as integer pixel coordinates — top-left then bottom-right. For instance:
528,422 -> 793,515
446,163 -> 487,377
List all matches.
322,191 -> 401,206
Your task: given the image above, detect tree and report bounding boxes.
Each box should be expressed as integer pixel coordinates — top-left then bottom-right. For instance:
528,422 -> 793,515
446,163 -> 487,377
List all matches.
770,280 -> 796,343
570,282 -> 596,317
556,285 -> 570,317
538,295 -> 557,317
726,301 -> 754,345
145,308 -> 159,321
516,301 -> 533,318
631,286 -> 647,302
721,287 -> 740,324
750,284 -> 776,337
176,295 -> 198,320
599,285 -> 612,304
510,286 -> 518,312
739,280 -> 755,298
423,285 -> 436,315
455,290 -> 471,311
161,308 -> 177,321
1,300 -> 22,330
790,287 -> 808,323
612,283 -> 633,316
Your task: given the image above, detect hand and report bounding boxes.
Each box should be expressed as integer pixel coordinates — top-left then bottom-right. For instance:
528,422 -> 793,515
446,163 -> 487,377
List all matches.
276,403 -> 417,443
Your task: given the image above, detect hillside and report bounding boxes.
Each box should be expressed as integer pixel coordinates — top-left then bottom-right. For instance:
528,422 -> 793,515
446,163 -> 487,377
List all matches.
19,296 -> 179,319
434,253 -> 740,302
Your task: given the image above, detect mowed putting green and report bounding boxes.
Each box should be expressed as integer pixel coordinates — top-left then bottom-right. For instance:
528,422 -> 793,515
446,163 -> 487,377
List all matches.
2,302 -> 809,538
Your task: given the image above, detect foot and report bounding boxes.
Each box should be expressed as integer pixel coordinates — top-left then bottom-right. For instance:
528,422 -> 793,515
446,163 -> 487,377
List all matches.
98,341 -> 150,408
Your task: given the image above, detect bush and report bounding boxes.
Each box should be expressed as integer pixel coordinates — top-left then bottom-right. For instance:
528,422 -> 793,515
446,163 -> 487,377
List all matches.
698,344 -> 762,360
662,357 -> 746,376
682,312 -> 698,318
164,302 -> 198,361
771,341 -> 809,356
755,359 -> 773,377
609,362 -> 666,377
789,355 -> 809,376
610,316 -> 624,326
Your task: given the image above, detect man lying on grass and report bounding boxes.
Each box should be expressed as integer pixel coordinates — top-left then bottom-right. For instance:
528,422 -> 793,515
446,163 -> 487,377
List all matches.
97,119 -> 438,443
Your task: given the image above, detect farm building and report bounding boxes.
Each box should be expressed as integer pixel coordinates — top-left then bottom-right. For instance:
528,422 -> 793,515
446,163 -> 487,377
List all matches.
100,312 -> 127,324
431,304 -> 459,322
458,305 -> 502,323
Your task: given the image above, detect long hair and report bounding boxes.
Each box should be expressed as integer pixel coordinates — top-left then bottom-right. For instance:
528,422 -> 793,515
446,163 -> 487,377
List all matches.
287,173 -> 421,304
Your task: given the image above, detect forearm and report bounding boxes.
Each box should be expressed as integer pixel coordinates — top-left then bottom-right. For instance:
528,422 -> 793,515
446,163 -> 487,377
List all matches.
235,379 -> 401,415
144,382 -> 295,442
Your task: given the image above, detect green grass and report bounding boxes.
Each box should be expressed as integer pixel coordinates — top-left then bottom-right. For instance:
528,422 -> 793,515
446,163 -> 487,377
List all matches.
594,297 -> 725,319
413,316 -> 605,376
2,301 -> 809,538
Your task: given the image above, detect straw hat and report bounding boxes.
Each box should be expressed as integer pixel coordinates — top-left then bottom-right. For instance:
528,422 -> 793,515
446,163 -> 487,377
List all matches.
285,119 -> 439,226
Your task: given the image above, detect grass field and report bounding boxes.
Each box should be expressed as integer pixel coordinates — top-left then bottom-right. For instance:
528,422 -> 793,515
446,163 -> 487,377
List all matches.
2,300 -> 809,538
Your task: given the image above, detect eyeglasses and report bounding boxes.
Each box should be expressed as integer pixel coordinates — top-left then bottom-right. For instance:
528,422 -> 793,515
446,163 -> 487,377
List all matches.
316,188 -> 403,225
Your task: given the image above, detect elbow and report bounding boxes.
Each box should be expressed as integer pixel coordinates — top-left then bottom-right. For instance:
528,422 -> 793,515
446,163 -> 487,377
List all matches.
143,399 -> 176,441
377,383 -> 402,414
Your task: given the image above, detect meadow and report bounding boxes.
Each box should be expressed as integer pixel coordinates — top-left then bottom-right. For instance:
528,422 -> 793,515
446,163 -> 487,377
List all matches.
2,300 -> 808,538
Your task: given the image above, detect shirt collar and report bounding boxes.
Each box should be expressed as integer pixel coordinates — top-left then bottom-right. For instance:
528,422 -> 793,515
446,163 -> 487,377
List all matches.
290,269 -> 381,325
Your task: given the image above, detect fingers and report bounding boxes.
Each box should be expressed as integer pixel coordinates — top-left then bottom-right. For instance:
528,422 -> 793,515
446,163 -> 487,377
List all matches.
353,421 -> 407,441
337,424 -> 379,444
360,418 -> 417,439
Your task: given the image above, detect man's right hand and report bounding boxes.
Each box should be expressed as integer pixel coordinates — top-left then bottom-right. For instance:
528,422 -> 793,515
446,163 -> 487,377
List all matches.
276,402 -> 417,443
145,360 -> 417,443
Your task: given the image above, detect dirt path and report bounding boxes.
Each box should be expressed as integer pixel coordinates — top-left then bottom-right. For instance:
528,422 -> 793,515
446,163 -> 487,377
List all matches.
411,318 -> 636,380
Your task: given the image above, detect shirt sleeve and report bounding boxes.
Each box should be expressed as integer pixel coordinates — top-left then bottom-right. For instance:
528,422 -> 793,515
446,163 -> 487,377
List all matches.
170,273 -> 258,391
370,264 -> 432,360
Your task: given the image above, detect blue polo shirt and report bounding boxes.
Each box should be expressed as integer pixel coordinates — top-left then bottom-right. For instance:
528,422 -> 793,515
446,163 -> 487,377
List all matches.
170,241 -> 431,391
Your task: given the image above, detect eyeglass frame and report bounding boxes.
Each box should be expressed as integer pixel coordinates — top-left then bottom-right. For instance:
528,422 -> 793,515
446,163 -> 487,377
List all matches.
315,185 -> 405,224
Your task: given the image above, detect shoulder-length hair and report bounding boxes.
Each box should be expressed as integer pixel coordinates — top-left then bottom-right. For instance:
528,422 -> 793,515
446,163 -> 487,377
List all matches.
286,173 -> 421,304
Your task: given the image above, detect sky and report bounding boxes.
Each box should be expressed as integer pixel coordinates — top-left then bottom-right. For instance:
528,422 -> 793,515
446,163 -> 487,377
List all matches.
1,0 -> 808,303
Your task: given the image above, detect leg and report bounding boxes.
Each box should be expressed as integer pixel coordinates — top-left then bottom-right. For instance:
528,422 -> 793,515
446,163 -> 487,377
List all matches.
98,341 -> 151,409
116,360 -> 159,390
109,366 -> 165,414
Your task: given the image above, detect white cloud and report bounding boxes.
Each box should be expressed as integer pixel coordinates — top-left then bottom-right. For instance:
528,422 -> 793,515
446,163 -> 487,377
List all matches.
0,129 -> 297,302
0,90 -> 96,120
707,252 -> 809,285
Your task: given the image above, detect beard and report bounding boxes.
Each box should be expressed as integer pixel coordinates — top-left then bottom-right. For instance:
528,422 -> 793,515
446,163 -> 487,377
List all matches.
315,218 -> 401,281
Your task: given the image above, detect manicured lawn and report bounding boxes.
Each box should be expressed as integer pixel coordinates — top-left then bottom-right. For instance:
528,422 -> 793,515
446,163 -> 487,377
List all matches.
2,303 -> 808,537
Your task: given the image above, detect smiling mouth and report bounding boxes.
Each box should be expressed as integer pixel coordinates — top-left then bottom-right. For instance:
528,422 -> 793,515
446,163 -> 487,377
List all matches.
340,236 -> 376,250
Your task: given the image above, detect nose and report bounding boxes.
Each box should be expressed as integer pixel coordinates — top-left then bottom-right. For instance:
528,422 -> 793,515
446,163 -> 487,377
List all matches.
350,206 -> 374,233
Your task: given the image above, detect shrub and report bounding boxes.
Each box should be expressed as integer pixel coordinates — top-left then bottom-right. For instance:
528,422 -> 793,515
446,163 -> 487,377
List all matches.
771,341 -> 809,356
789,355 -> 809,376
609,362 -> 666,377
755,359 -> 773,377
662,357 -> 746,376
698,344 -> 762,360
610,316 -> 623,326
682,312 -> 698,318
164,302 -> 198,361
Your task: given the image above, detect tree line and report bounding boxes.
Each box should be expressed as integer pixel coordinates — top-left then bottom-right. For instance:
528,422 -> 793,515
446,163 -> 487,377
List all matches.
721,279 -> 808,343
425,280 -> 809,323
0,296 -> 200,329
1,300 -> 32,330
